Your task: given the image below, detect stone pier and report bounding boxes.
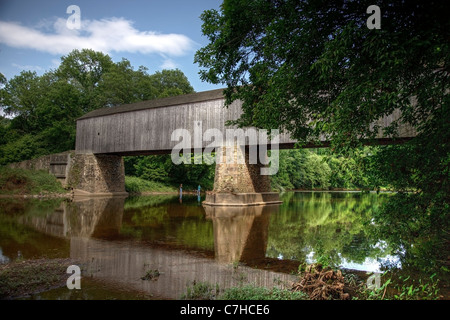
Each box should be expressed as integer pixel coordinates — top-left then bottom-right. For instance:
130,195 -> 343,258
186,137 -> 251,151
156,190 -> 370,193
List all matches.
9,151 -> 128,197
67,153 -> 128,197
72,88 -> 416,203
203,145 -> 281,206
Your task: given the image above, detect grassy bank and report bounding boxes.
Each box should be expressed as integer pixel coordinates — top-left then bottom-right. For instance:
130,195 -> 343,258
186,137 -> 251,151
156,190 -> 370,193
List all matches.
0,259 -> 444,300
124,176 -> 178,194
0,167 -> 68,196
179,264 -> 444,300
181,281 -> 308,300
0,168 -> 188,196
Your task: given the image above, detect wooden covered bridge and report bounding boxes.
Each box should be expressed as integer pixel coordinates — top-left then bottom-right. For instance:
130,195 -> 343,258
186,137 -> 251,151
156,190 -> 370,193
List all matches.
71,88 -> 415,205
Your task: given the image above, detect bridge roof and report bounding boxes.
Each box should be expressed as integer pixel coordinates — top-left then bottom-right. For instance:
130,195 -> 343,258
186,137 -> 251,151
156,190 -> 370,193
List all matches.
75,88 -> 416,155
78,88 -> 226,120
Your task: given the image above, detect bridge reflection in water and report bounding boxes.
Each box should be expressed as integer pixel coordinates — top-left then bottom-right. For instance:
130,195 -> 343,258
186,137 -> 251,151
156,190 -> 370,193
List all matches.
204,205 -> 272,264
20,197 -> 293,299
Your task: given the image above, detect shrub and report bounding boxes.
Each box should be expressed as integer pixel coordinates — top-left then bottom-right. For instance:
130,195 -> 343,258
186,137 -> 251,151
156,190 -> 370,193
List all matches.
124,176 -> 177,193
220,285 -> 307,300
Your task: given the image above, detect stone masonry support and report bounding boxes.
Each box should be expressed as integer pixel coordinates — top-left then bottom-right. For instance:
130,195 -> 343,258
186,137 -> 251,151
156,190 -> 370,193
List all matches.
203,145 -> 281,206
68,153 -> 128,197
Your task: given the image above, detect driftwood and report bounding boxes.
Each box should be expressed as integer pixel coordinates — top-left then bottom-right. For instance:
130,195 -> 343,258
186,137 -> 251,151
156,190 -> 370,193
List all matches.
292,264 -> 350,300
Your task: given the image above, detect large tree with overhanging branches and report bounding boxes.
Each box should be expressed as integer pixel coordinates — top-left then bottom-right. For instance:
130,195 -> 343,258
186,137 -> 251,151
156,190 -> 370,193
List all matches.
195,0 -> 449,272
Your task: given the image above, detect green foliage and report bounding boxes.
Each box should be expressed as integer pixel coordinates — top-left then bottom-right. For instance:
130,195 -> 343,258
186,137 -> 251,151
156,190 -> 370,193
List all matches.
271,149 -> 328,190
140,269 -> 161,281
98,60 -> 155,106
0,134 -> 45,165
125,148 -> 372,194
220,285 -> 307,300
125,153 -> 216,191
195,0 -> 449,273
132,155 -> 171,182
181,281 -> 307,300
364,114 -> 450,272
167,154 -> 215,190
266,192 -> 389,267
149,69 -> 194,98
362,273 -> 441,300
324,148 -> 372,189
0,167 -> 67,195
124,176 -> 177,194
55,49 -> 115,112
0,49 -> 195,166
271,148 -> 372,191
181,281 -> 220,300
196,0 -> 448,148
392,274 -> 441,300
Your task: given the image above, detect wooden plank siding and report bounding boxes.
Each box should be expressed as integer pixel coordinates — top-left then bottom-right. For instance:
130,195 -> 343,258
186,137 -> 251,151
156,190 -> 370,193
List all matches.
75,88 -> 416,155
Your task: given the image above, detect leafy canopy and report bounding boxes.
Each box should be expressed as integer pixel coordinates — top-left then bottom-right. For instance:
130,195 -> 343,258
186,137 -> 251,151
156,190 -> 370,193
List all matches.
0,49 -> 194,165
195,0 -> 449,272
195,0 -> 448,149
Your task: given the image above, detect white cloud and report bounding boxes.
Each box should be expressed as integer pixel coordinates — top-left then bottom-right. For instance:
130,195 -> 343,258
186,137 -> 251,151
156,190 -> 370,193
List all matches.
160,58 -> 177,70
0,17 -> 194,56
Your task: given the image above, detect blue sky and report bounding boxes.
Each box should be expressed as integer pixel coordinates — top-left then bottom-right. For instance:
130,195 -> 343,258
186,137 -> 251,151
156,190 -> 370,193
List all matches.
0,0 -> 223,92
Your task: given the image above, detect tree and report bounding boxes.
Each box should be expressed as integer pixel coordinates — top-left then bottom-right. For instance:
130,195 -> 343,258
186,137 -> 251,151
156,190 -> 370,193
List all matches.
56,49 -> 114,112
0,49 -> 196,166
98,60 -> 158,106
195,0 -> 448,147
0,71 -> 42,133
149,69 -> 195,98
195,0 -> 449,272
271,149 -> 331,190
133,155 -> 170,182
0,70 -> 84,160
120,69 -> 195,183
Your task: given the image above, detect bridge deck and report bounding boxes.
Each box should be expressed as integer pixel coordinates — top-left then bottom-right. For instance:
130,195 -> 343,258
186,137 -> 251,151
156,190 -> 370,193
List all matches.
75,88 -> 416,155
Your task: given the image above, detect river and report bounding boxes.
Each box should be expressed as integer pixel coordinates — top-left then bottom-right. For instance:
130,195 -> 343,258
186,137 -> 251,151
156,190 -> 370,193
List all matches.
0,191 -> 403,299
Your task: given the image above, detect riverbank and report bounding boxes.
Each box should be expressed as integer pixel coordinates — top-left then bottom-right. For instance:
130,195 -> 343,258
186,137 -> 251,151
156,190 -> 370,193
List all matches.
0,193 -> 71,199
0,167 -> 69,196
0,258 -> 80,299
0,257 -> 370,300
1,166 -> 390,197
1,257 -> 445,300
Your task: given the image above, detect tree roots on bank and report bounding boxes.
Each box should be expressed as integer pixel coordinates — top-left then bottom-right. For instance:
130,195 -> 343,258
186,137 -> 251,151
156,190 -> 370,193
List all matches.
292,264 -> 350,300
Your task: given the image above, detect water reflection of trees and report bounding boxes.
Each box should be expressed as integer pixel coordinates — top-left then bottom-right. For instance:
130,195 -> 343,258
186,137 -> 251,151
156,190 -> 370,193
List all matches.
0,198 -> 69,260
122,192 -> 395,268
267,192 -> 392,267
122,195 -> 214,250
0,192 -> 400,271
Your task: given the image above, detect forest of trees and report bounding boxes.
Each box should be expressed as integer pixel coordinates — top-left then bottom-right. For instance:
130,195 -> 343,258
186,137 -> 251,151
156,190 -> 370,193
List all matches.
193,0 -> 449,273
0,48 -> 374,193
0,9 -> 448,274
123,147 -> 374,192
0,49 -> 195,166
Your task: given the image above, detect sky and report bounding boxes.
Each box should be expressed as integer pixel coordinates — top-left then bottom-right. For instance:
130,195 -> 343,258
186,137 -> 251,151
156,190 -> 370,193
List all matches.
0,0 -> 223,93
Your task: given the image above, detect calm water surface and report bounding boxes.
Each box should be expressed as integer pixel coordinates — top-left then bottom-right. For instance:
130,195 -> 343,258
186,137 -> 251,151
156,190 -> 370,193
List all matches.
0,191 -> 398,299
